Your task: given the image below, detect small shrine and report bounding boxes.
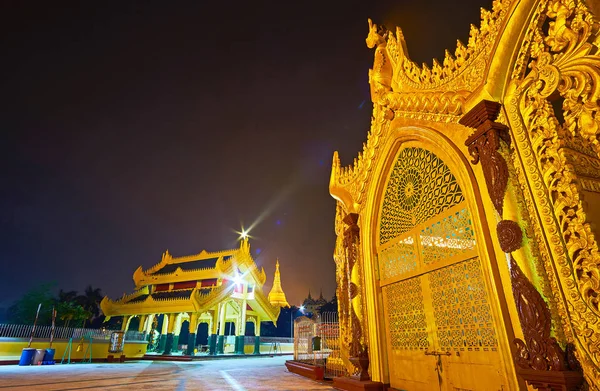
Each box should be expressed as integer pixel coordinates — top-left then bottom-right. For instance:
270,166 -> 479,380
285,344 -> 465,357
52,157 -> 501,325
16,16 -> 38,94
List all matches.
301,290 -> 327,315
100,238 -> 288,355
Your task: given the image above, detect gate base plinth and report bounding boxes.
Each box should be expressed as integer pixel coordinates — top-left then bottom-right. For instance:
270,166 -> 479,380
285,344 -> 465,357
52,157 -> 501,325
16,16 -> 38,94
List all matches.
332,376 -> 384,391
106,355 -> 125,363
285,360 -> 324,380
517,369 -> 583,391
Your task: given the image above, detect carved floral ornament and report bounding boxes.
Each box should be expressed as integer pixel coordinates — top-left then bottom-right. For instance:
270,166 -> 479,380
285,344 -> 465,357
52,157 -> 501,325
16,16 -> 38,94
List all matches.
330,0 -> 515,212
367,0 -> 512,93
505,0 -> 600,387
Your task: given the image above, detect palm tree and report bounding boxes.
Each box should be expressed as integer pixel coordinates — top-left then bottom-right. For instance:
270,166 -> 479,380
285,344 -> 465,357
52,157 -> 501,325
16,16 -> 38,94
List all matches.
76,286 -> 103,328
58,289 -> 78,303
56,301 -> 90,328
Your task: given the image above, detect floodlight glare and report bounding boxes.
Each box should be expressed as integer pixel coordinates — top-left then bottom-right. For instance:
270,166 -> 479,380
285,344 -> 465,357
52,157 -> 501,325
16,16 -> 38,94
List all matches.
233,273 -> 243,286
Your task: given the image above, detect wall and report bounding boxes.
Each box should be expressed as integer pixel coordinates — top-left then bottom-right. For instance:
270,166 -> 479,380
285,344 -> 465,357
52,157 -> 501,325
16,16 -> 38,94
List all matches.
0,338 -> 147,362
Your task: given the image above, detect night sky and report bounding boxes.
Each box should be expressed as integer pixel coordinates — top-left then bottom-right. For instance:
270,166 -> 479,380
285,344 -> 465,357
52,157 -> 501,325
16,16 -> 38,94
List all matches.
1,0 -> 490,310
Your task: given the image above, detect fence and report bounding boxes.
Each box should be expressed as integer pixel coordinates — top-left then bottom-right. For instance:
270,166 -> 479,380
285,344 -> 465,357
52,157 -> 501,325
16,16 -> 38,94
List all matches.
254,336 -> 293,344
293,312 -> 348,379
0,324 -> 147,342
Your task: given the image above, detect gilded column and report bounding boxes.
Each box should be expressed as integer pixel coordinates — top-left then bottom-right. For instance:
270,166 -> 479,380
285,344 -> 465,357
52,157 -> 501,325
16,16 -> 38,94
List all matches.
137,315 -> 148,333
142,314 -> 151,334
343,212 -> 370,381
461,100 -> 583,390
162,313 -> 176,355
186,313 -> 199,356
236,287 -> 248,355
217,303 -> 227,354
253,316 -> 261,355
172,313 -> 183,352
121,315 -> 131,332
209,308 -> 218,355
145,314 -> 156,334
157,314 -> 168,352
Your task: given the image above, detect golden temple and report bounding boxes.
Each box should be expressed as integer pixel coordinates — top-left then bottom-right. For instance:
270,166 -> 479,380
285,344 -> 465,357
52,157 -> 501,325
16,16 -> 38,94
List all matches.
329,0 -> 600,390
267,260 -> 290,308
101,238 -> 287,355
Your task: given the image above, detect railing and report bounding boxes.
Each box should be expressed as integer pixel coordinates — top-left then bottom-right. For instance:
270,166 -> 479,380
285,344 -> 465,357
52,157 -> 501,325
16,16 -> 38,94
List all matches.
0,324 -> 147,342
293,312 -> 348,379
257,336 -> 293,344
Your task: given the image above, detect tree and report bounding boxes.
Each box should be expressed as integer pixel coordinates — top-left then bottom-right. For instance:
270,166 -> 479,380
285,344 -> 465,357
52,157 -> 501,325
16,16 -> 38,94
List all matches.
6,282 -> 56,325
75,285 -> 103,327
57,289 -> 78,303
56,301 -> 90,328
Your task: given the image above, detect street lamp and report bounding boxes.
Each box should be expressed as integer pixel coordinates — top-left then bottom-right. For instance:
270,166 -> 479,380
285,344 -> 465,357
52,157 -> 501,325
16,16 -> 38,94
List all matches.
290,305 -> 305,338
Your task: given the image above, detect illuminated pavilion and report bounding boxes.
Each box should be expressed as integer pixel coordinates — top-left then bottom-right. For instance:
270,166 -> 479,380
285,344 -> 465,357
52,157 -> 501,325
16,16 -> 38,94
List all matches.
101,237 -> 288,355
329,0 -> 600,390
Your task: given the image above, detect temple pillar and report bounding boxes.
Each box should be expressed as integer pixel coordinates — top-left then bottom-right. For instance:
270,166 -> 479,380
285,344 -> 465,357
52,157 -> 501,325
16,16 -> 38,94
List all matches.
172,313 -> 183,351
218,303 -> 227,335
217,303 -> 227,354
162,313 -> 176,355
209,308 -> 218,355
186,313 -> 199,356
146,314 -> 156,334
210,309 -> 218,335
253,317 -> 261,355
142,314 -> 151,334
138,315 -> 148,333
158,314 -> 168,351
121,315 -> 131,331
235,296 -> 247,355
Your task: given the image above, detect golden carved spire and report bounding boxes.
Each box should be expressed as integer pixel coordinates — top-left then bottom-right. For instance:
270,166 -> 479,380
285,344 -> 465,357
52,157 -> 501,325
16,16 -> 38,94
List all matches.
268,259 -> 290,308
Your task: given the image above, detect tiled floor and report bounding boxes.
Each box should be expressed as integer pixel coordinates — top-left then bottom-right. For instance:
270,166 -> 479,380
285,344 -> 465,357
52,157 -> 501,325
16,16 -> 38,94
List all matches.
0,356 -> 334,390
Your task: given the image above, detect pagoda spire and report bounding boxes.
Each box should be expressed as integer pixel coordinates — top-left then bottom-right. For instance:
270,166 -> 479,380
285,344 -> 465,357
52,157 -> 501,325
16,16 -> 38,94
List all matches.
268,259 -> 290,308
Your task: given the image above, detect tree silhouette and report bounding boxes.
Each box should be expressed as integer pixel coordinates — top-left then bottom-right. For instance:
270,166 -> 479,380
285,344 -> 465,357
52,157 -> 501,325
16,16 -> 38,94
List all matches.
57,289 -> 78,303
75,285 -> 103,327
6,282 -> 56,325
56,301 -> 90,328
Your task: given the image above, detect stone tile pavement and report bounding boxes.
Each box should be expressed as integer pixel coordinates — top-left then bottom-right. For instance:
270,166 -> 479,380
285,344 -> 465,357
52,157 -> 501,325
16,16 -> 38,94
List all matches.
0,356 -> 334,390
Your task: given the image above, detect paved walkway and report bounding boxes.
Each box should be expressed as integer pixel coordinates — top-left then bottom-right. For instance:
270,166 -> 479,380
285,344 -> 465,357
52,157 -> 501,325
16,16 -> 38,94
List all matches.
0,356 -> 333,390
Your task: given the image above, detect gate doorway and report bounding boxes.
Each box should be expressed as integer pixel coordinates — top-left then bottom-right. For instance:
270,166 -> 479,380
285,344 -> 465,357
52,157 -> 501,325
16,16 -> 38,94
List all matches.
376,146 -> 510,391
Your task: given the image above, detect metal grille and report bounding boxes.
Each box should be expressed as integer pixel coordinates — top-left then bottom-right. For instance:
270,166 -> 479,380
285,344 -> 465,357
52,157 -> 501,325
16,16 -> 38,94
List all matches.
0,323 -> 147,341
293,313 -> 347,379
429,257 -> 497,351
379,236 -> 417,279
379,147 -> 465,245
383,277 -> 429,351
259,336 -> 293,344
421,207 -> 476,265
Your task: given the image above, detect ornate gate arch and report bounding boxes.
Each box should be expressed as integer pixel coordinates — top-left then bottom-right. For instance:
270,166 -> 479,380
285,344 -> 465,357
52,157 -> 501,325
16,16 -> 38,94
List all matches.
372,137 -> 516,391
330,1 -> 600,389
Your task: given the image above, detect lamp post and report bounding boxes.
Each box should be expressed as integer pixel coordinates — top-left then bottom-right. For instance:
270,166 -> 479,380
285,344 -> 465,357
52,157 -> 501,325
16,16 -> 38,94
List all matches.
290,305 -> 305,338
